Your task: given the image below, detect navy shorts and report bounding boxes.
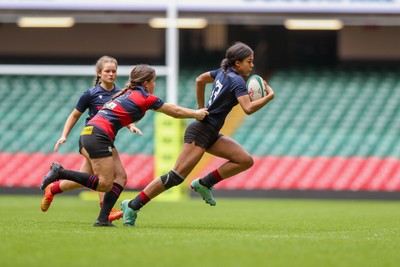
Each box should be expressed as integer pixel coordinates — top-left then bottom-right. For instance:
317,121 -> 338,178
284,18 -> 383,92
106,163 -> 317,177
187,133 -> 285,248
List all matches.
79,125 -> 114,158
184,120 -> 222,149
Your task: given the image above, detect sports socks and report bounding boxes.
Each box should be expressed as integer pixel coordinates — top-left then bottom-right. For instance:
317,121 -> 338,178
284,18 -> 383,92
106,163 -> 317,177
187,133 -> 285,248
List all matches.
97,183 -> 124,222
59,169 -> 99,190
128,191 -> 150,211
50,181 -> 63,195
199,169 -> 223,188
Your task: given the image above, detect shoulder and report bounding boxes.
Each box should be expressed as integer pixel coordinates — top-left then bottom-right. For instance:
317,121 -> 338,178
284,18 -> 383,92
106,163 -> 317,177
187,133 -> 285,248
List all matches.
210,68 -> 222,79
148,94 -> 162,104
112,85 -> 122,93
132,86 -> 149,97
76,87 -> 95,110
79,87 -> 95,99
86,85 -> 101,95
228,72 -> 245,85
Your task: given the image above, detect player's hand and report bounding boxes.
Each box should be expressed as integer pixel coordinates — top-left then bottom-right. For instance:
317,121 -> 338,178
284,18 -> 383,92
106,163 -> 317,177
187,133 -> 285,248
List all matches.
264,80 -> 274,97
195,108 -> 209,120
127,124 -> 142,136
53,137 -> 66,152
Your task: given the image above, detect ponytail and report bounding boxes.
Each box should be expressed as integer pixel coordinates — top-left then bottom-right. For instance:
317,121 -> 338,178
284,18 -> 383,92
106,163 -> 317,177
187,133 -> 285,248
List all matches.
104,64 -> 155,106
110,88 -> 129,101
220,58 -> 229,76
93,76 -> 101,86
220,42 -> 253,76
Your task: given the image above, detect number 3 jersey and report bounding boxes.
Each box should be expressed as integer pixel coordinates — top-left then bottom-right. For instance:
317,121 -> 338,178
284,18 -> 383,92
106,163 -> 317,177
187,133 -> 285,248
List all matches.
205,67 -> 248,131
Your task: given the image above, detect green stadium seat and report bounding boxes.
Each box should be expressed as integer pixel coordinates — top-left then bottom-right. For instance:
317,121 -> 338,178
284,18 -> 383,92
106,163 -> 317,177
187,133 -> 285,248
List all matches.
233,67 -> 400,158
1,67 -> 400,159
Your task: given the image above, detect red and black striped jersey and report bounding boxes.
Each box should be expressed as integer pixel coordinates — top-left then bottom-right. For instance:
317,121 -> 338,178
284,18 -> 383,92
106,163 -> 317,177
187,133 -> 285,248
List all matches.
87,86 -> 164,140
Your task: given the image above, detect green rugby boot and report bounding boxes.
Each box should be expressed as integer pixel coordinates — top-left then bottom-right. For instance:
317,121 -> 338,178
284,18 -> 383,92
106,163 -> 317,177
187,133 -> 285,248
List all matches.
121,200 -> 137,226
191,178 -> 216,206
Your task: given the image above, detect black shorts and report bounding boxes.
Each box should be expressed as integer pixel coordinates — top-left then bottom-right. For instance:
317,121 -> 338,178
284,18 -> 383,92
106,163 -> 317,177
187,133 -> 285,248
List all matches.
184,121 -> 222,149
79,125 -> 114,158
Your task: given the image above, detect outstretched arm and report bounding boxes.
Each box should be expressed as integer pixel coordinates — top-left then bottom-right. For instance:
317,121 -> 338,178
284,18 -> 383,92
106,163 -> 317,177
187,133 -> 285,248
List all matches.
156,103 -> 209,121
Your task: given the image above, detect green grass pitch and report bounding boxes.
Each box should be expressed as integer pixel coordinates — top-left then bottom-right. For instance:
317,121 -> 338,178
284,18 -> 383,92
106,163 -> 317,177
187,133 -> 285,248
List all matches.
1,195 -> 399,267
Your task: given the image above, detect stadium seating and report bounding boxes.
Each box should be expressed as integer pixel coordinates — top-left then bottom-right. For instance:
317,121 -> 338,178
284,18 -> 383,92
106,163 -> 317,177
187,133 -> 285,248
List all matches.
238,67 -> 400,157
1,67 -> 400,191
218,67 -> 400,191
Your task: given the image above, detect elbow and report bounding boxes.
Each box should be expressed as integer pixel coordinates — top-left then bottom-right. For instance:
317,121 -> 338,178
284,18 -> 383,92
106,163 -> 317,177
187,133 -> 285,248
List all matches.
195,76 -> 207,87
195,76 -> 203,84
243,108 -> 254,115
268,92 -> 275,100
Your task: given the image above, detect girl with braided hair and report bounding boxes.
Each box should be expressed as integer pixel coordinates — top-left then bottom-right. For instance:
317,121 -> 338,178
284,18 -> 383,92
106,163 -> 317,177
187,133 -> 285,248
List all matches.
120,42 -> 275,227
40,64 -> 209,227
40,56 -> 139,222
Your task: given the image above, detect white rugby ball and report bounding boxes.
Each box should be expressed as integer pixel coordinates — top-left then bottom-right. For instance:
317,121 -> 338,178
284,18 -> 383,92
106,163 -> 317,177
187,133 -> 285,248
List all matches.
246,74 -> 266,101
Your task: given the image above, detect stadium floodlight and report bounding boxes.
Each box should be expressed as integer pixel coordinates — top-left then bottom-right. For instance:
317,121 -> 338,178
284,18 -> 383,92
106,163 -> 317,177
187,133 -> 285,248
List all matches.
284,19 -> 343,30
17,17 -> 75,28
149,18 -> 208,29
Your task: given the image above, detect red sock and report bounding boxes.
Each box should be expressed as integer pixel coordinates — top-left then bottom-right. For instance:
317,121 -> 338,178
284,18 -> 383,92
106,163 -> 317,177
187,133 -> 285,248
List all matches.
139,191 -> 150,204
212,169 -> 223,182
50,181 -> 63,195
128,191 -> 150,211
199,169 -> 223,188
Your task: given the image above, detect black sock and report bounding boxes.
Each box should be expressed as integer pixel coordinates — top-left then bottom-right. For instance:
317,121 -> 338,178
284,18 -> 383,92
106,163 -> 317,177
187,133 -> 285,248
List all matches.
60,169 -> 99,190
128,191 -> 150,211
199,170 -> 223,189
97,183 -> 124,222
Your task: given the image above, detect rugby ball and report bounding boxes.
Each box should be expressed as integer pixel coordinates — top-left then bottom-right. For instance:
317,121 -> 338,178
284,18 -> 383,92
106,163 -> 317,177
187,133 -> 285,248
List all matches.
246,74 -> 266,101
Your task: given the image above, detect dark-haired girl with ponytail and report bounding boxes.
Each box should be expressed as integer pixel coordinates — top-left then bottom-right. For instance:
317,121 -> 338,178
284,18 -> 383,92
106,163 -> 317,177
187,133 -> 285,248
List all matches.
121,42 -> 275,227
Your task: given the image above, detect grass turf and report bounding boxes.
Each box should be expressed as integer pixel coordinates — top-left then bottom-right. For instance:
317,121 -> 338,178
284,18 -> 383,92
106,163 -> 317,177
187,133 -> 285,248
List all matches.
0,195 -> 399,267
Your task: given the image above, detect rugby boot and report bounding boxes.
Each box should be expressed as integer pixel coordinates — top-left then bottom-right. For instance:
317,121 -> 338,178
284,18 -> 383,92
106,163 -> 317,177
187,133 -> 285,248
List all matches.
191,178 -> 216,206
121,200 -> 137,226
40,183 -> 55,212
40,162 -> 63,190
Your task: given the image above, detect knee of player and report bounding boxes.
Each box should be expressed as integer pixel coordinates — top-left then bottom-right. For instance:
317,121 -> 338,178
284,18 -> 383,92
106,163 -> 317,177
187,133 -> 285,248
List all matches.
116,172 -> 128,186
242,155 -> 254,169
160,170 -> 185,190
98,179 -> 114,192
